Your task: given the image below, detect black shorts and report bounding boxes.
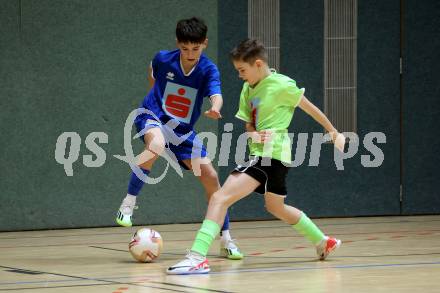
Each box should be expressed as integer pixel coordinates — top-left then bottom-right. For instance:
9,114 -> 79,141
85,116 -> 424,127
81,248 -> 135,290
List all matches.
232,156 -> 290,195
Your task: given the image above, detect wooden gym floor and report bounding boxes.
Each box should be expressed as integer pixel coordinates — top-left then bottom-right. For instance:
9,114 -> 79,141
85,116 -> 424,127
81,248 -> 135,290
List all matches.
0,215 -> 439,292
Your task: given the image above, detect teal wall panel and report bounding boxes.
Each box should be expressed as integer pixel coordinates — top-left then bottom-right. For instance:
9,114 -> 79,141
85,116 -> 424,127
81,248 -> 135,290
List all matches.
402,0 -> 440,214
280,0 -> 401,217
0,0 -> 218,231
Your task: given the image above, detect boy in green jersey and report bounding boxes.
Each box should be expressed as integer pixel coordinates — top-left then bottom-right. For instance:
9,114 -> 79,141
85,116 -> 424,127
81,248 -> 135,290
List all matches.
167,39 -> 346,275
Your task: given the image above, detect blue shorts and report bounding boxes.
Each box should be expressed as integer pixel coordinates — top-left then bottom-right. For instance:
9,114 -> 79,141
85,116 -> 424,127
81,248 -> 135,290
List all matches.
135,117 -> 207,170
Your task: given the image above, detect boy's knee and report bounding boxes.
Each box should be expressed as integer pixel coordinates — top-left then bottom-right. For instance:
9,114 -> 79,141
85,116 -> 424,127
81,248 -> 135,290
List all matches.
147,139 -> 165,155
201,168 -> 218,182
196,163 -> 218,183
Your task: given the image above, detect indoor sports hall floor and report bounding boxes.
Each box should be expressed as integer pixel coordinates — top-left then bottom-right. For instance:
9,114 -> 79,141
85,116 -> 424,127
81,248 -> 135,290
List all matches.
1,215 -> 439,292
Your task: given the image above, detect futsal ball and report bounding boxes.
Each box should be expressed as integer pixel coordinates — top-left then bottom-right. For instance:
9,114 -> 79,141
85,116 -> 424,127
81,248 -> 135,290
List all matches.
128,228 -> 163,262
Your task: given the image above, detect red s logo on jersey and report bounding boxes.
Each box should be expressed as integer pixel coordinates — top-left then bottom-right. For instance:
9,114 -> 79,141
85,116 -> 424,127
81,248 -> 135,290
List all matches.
162,82 -> 197,123
165,88 -> 191,118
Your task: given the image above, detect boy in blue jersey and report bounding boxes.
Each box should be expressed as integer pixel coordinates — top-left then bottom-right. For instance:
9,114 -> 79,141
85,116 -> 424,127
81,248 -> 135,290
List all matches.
115,17 -> 242,260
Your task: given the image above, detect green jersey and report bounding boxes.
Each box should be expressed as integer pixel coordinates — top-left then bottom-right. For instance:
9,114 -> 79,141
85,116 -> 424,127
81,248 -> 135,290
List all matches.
235,72 -> 304,163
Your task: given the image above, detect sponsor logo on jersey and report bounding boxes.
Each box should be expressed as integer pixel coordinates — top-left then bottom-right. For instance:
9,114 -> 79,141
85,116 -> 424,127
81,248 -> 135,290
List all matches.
250,98 -> 260,126
162,81 -> 197,123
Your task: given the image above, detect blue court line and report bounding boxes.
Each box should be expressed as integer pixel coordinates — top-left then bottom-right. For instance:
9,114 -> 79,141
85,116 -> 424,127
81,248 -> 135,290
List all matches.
1,260 -> 439,286
210,260 -> 440,275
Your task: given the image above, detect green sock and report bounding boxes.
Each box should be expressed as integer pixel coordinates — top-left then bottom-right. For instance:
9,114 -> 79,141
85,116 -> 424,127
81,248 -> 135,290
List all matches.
191,219 -> 221,257
292,213 -> 325,245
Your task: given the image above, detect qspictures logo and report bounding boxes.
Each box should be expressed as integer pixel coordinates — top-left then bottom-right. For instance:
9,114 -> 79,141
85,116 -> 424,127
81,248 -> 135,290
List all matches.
54,108 -> 386,183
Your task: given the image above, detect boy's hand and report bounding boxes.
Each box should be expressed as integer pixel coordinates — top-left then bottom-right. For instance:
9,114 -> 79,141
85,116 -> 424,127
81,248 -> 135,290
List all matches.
204,108 -> 222,119
330,131 -> 346,152
249,130 -> 273,143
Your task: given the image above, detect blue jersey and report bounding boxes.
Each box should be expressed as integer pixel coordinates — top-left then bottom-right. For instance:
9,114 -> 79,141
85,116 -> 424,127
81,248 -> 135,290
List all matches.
140,49 -> 221,133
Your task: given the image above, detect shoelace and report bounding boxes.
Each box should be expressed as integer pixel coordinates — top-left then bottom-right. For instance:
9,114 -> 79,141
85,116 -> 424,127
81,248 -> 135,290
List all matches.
225,239 -> 239,249
121,204 -> 138,209
185,249 -> 205,263
121,205 -> 138,215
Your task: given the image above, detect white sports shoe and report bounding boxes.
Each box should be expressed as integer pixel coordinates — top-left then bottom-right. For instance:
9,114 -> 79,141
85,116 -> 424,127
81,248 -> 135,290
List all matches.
115,198 -> 137,227
316,237 -> 341,260
220,239 -> 244,260
167,251 -> 210,275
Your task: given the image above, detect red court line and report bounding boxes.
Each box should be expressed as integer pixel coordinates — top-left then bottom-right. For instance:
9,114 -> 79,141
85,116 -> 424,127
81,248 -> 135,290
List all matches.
242,234 -> 425,257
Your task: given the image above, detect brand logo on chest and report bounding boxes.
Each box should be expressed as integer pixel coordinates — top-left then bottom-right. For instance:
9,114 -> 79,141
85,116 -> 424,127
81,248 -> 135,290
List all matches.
166,72 -> 175,80
162,82 -> 198,123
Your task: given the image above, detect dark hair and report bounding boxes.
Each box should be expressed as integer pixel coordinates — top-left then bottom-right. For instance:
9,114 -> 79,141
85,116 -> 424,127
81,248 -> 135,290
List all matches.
230,38 -> 268,64
176,17 -> 207,44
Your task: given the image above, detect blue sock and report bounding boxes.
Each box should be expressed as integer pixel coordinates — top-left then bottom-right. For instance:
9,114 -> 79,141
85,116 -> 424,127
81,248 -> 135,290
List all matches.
127,168 -> 150,196
221,212 -> 230,232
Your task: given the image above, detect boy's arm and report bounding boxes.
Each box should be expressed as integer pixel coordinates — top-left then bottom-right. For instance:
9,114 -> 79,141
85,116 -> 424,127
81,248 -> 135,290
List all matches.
298,95 -> 345,151
204,94 -> 223,119
245,123 -> 272,143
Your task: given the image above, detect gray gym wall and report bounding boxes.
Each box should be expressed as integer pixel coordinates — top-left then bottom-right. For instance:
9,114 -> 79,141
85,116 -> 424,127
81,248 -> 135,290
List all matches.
0,0 -> 219,231
1,0 -> 438,231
